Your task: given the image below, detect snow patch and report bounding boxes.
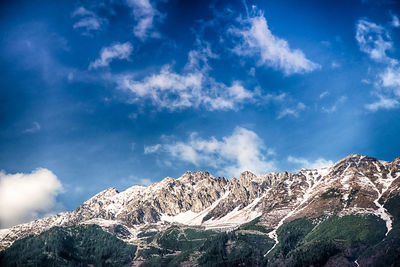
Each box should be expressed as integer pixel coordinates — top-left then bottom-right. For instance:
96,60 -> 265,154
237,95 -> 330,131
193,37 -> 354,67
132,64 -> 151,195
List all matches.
358,172 -> 394,235
203,193 -> 265,229
161,190 -> 231,226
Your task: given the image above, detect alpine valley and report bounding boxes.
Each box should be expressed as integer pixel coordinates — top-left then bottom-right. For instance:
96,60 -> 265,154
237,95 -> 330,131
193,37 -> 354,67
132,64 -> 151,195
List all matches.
1,154 -> 400,266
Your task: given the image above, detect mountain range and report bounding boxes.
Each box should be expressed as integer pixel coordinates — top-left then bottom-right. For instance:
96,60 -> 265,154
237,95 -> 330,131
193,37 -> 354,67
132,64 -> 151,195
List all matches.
1,154 -> 400,266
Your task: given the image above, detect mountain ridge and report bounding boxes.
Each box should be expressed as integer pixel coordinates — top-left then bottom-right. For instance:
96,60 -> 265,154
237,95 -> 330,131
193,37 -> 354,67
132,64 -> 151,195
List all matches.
1,154 -> 400,253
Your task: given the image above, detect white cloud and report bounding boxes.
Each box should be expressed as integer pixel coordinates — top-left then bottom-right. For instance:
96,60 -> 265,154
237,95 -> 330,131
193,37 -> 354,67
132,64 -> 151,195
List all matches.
277,102 -> 306,119
184,41 -> 217,72
89,42 -> 133,69
230,11 -> 319,75
361,79 -> 371,84
126,0 -> 159,40
145,127 -> 276,177
72,6 -> 106,35
392,15 -> 400,28
144,144 -> 162,154
365,94 -> 400,111
24,121 -> 41,133
112,39 -> 256,111
72,6 -> 93,17
287,156 -> 333,170
265,92 -> 286,102
0,168 -> 63,228
356,17 -> 400,112
331,61 -> 340,68
355,19 -> 394,62
118,65 -> 254,111
319,91 -> 329,99
247,67 -> 255,77
379,66 -> 400,94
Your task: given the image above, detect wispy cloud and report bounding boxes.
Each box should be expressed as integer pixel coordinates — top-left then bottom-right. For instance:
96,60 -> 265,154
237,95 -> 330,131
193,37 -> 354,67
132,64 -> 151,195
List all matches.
287,156 -> 333,170
392,14 -> 400,28
277,102 -> 306,119
89,42 -> 133,69
72,6 -> 106,35
126,0 -> 160,40
144,127 -> 276,177
319,91 -> 329,99
365,94 -> 400,111
379,66 -> 400,92
144,144 -> 162,154
355,19 -> 394,63
230,8 -> 319,75
24,121 -> 41,133
356,16 -> 400,111
0,168 -> 63,228
185,40 -> 218,72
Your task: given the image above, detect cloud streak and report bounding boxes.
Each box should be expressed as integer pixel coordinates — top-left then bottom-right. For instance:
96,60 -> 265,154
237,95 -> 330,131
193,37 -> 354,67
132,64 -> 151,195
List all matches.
89,42 -> 133,69
277,102 -> 306,119
230,10 -> 319,75
126,0 -> 159,40
24,121 -> 41,133
72,6 -> 106,35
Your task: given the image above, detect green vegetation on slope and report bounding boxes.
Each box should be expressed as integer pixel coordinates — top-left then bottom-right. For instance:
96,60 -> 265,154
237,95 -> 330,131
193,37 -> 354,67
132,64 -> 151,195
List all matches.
138,226 -> 221,266
272,217 -> 316,257
198,231 -> 274,267
268,214 -> 387,267
304,214 -> 386,245
0,224 -> 137,267
136,225 -> 274,266
357,196 -> 400,266
238,216 -> 272,233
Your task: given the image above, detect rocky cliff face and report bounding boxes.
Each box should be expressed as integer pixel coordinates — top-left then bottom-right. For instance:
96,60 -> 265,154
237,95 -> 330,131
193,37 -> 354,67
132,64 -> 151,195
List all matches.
1,154 -> 399,251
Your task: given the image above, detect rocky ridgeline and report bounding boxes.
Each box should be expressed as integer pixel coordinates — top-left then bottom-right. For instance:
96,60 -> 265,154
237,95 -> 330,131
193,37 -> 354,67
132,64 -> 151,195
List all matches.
1,154 -> 399,251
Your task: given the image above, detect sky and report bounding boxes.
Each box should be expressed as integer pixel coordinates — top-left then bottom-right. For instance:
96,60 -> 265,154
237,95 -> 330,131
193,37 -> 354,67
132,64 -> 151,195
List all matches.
1,0 -> 400,228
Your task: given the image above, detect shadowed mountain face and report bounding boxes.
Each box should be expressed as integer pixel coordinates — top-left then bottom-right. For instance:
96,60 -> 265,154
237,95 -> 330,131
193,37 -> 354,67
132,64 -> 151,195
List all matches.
1,154 -> 400,266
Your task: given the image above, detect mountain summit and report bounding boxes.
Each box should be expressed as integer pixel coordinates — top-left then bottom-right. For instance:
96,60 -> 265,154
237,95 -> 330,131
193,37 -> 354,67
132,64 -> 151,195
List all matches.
1,154 -> 400,266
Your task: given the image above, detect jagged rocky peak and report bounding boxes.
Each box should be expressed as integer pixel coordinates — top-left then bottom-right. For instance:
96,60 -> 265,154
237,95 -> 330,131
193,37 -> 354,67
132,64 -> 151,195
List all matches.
390,156 -> 400,172
392,155 -> 400,164
335,154 -> 371,165
239,171 -> 257,184
79,187 -> 119,206
330,154 -> 382,176
95,187 -> 119,197
178,171 -> 212,184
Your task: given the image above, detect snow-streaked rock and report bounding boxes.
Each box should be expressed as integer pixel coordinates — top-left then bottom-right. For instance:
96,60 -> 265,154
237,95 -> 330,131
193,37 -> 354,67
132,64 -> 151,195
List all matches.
1,154 -> 400,251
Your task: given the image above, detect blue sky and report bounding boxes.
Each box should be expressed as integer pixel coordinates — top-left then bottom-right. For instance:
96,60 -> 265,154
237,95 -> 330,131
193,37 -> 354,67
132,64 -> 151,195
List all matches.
1,0 -> 400,227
